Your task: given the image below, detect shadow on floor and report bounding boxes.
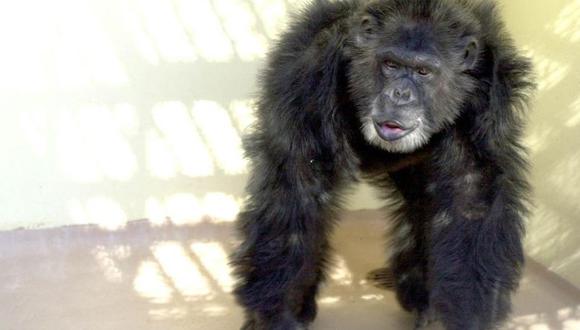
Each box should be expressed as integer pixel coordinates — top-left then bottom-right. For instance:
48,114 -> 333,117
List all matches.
0,210 -> 579,330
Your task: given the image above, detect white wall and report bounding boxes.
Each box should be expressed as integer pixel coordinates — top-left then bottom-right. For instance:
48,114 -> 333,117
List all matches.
0,0 -> 578,287
0,0 -> 272,229
0,0 -> 382,232
499,0 -> 580,288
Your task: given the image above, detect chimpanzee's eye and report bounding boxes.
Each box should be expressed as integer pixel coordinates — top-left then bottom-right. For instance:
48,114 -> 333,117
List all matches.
416,67 -> 431,76
384,60 -> 399,69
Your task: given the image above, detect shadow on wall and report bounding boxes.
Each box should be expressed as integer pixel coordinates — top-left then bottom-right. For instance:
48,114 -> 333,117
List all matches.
0,0 -> 305,230
500,0 -> 580,287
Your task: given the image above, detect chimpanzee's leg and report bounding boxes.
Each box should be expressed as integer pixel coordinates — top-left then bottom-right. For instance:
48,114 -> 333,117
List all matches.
426,137 -> 526,330
383,166 -> 433,325
231,147 -> 349,329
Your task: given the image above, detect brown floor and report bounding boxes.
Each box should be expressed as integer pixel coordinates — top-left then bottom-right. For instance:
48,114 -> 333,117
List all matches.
0,210 -> 579,330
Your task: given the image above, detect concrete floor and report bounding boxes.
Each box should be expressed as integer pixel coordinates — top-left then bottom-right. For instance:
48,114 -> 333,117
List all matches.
0,210 -> 579,330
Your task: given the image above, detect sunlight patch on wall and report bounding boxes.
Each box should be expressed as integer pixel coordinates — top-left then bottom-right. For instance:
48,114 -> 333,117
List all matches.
191,242 -> 235,293
525,126 -> 553,155
66,197 -> 128,230
146,194 -> 202,226
145,130 -> 178,179
78,105 -> 138,181
53,41 -> 90,89
152,241 -> 213,300
149,101 -> 214,178
192,100 -> 247,175
134,260 -> 175,304
19,109 -> 49,157
524,48 -> 569,91
230,99 -> 257,133
203,192 -> 241,223
548,151 -> 580,201
525,203 -> 565,259
175,0 -> 235,62
55,105 -> 138,183
87,197 -> 128,230
119,0 -> 160,65
548,0 -> 580,43
54,0 -> 129,89
0,2 -> 52,92
565,97 -> 580,128
212,0 -> 268,61
145,197 -> 171,226
56,111 -> 102,183
0,0 -> 131,91
67,199 -> 90,225
552,248 -> 580,277
113,103 -> 140,135
145,192 -> 240,226
250,0 -> 288,38
137,0 -> 197,62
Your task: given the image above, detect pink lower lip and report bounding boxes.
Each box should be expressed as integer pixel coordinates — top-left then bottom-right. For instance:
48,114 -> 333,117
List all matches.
374,121 -> 411,141
381,124 -> 403,133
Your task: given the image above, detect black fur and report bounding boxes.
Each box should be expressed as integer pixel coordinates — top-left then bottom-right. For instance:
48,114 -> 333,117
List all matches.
230,1 -> 534,329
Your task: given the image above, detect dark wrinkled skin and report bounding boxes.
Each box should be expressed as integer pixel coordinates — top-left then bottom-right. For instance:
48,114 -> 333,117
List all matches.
229,1 -> 534,329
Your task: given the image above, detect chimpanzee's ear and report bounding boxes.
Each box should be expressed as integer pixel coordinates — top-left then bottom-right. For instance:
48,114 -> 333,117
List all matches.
355,14 -> 379,46
460,36 -> 480,70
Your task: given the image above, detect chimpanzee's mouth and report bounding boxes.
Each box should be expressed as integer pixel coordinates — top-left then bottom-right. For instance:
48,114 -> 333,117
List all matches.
373,120 -> 416,141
